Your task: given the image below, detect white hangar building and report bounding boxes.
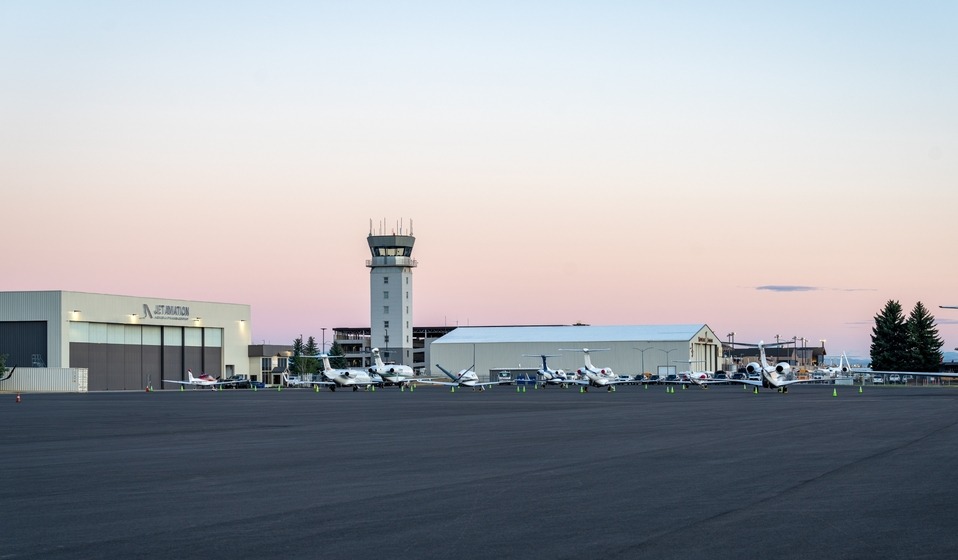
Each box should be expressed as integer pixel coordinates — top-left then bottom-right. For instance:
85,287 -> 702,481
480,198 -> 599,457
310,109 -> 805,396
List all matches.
429,324 -> 723,381
0,291 -> 251,391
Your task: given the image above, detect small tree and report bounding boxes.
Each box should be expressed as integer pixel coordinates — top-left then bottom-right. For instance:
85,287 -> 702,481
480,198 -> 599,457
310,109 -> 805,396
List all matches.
870,300 -> 909,371
0,353 -> 8,377
289,336 -> 304,376
904,301 -> 943,372
329,341 -> 347,369
303,336 -> 320,374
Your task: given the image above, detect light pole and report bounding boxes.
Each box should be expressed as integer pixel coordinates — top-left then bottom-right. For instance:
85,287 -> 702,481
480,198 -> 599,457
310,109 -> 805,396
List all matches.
658,348 -> 680,377
633,345 -> 658,379
726,332 -> 735,370
820,339 -> 826,366
321,327 -> 327,353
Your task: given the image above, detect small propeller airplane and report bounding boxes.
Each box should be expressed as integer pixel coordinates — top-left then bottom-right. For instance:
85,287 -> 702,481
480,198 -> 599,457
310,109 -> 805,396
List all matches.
162,369 -> 240,390
416,364 -> 506,391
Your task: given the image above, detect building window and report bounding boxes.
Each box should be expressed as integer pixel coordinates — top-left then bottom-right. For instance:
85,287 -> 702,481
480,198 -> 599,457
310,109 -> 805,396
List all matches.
405,291 -> 409,299
261,357 -> 271,374
277,357 -> 288,371
384,277 -> 389,284
384,306 -> 389,314
384,320 -> 389,329
384,335 -> 390,344
384,291 -> 389,299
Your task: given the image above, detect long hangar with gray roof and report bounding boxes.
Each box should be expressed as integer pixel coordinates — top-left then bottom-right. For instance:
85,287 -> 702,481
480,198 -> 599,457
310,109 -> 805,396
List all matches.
429,324 -> 723,380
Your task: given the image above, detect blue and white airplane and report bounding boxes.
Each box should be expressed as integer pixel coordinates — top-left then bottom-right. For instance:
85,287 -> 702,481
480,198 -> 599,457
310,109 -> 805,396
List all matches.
523,354 -> 576,387
417,364 -> 505,391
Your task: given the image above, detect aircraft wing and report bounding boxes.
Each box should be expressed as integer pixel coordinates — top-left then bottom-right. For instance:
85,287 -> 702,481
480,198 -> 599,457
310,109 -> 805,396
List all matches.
473,381 -> 511,387
162,379 -> 196,385
413,379 -> 457,387
302,380 -> 337,386
724,378 -> 764,387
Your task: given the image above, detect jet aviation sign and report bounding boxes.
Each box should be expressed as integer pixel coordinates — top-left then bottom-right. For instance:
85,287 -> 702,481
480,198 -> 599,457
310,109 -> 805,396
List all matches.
141,303 -> 191,321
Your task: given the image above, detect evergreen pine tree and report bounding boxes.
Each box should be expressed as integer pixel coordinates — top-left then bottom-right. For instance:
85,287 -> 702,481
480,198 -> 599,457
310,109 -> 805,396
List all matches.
904,301 -> 943,372
303,336 -> 320,374
329,341 -> 347,369
289,336 -> 304,376
870,300 -> 908,371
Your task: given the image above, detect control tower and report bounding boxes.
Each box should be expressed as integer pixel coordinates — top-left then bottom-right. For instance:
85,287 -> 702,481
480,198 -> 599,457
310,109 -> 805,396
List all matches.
367,219 -> 417,366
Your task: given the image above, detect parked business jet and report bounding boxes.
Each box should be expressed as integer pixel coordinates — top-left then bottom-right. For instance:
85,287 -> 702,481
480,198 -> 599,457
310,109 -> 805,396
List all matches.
666,363 -> 729,388
558,348 -> 631,392
367,348 -> 422,386
815,353 -> 851,377
417,364 -> 505,391
730,342 -> 819,393
316,354 -> 380,391
282,372 -> 311,388
523,354 -> 575,387
162,369 -> 238,390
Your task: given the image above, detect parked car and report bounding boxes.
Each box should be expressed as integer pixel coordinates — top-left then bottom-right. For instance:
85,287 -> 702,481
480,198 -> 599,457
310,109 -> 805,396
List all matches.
713,372 -> 728,380
873,375 -> 884,384
223,375 -> 252,389
888,374 -> 902,384
730,372 -> 746,381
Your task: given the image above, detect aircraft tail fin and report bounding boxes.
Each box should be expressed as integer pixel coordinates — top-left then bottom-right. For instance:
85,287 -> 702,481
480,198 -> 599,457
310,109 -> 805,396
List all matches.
371,348 -> 386,369
435,364 -> 457,381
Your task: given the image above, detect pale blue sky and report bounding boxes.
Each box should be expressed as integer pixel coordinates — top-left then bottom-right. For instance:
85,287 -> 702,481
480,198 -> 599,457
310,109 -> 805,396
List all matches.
2,1 -> 956,355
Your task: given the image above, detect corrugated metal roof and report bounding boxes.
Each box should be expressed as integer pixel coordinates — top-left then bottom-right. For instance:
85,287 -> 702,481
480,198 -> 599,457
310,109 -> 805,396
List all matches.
432,324 -> 707,344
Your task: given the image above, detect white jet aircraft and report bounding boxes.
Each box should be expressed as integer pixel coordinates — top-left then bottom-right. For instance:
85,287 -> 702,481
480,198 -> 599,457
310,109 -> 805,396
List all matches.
367,348 -> 423,387
162,369 -> 239,390
729,342 -> 820,393
417,364 -> 505,391
558,348 -> 632,392
523,354 -> 576,387
814,353 -> 851,377
317,354 -> 381,391
282,372 -> 312,388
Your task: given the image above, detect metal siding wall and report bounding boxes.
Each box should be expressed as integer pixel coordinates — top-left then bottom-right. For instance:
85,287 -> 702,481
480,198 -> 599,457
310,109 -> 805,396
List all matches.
124,345 -> 143,389
0,368 -> 87,392
184,347 -> 203,375
203,347 -> 222,376
143,346 -> 162,386
163,347 -> 184,381
0,321 -> 47,367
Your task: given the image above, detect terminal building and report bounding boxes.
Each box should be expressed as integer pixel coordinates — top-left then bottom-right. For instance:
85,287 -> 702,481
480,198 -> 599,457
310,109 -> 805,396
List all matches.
430,324 -> 723,381
0,291 -> 251,391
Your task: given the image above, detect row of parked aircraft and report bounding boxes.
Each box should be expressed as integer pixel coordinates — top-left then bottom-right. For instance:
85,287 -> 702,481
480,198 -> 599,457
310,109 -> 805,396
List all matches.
164,341 -> 948,393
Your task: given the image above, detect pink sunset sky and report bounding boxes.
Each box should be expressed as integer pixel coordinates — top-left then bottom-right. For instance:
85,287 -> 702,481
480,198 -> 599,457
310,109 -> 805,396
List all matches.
2,2 -> 956,358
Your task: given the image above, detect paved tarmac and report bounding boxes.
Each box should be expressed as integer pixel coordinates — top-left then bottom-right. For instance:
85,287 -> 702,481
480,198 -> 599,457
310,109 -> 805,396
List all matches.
3,383 -> 958,559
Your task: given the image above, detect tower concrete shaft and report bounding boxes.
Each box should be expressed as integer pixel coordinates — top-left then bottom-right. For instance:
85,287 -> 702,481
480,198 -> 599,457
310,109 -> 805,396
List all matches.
367,227 -> 416,366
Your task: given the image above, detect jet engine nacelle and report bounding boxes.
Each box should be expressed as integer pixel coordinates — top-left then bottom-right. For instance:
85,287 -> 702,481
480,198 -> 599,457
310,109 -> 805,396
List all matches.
388,367 -> 396,374
746,362 -> 762,374
775,362 -> 791,376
